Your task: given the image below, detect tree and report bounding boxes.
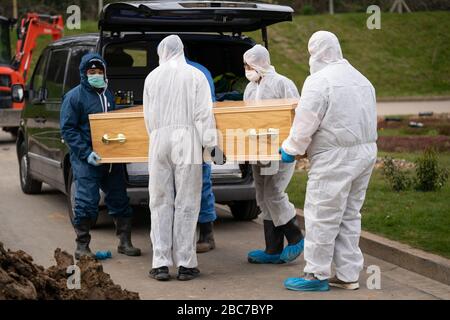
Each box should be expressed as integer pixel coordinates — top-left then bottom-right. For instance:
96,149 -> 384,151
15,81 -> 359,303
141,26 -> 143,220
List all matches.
390,0 -> 412,13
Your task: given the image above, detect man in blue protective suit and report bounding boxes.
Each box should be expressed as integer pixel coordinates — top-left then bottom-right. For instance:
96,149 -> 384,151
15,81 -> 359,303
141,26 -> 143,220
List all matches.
60,53 -> 141,260
186,57 -> 217,253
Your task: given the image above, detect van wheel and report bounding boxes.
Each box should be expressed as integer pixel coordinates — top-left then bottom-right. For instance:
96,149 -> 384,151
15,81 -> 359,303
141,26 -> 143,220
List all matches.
230,200 -> 261,221
18,142 -> 42,194
67,169 -> 98,228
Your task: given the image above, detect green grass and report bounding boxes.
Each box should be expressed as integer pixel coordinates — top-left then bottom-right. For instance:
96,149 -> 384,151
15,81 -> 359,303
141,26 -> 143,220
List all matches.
287,151 -> 450,258
377,127 -> 443,137
248,11 -> 450,98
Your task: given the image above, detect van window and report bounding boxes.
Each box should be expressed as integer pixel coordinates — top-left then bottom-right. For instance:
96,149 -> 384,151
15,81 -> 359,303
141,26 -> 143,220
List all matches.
31,51 -> 47,92
65,46 -> 94,93
104,41 -> 157,105
46,49 -> 69,100
123,48 -> 147,67
105,45 -> 148,68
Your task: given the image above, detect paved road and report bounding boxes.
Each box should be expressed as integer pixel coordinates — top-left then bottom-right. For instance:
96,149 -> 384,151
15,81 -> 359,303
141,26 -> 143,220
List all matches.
377,99 -> 450,116
0,131 -> 449,300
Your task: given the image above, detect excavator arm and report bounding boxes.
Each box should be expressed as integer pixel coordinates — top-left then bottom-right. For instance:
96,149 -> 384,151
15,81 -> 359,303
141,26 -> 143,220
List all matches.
12,13 -> 64,82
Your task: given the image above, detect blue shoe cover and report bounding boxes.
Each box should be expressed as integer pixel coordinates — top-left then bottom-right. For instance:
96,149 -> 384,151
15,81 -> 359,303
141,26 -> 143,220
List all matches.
280,239 -> 304,263
284,277 -> 329,292
247,250 -> 284,264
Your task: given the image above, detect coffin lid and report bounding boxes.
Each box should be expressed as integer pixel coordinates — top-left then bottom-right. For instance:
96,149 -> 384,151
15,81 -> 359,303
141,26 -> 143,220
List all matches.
99,1 -> 294,33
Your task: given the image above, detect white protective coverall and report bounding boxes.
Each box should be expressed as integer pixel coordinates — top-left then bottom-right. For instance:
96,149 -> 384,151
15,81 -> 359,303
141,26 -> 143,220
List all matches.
243,45 -> 300,227
143,35 -> 217,268
282,31 -> 378,282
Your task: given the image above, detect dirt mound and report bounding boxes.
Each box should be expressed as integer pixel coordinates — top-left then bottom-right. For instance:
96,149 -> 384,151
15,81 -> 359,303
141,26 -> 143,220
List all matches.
0,242 -> 139,300
374,157 -> 415,170
295,158 -> 310,171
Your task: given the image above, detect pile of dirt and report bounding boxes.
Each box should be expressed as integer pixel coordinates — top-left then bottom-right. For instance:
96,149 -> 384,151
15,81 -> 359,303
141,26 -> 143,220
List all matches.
374,157 -> 415,170
295,158 -> 310,171
0,242 -> 139,300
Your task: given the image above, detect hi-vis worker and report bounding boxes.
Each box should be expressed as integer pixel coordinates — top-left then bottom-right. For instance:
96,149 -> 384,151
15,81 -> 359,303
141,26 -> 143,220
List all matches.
243,45 -> 305,265
281,31 -> 377,291
61,53 -> 141,260
143,35 -> 218,281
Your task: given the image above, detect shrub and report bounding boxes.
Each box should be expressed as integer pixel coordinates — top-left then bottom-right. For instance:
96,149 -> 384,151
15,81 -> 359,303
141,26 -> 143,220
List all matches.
301,4 -> 316,15
414,149 -> 449,191
437,125 -> 450,136
381,156 -> 412,192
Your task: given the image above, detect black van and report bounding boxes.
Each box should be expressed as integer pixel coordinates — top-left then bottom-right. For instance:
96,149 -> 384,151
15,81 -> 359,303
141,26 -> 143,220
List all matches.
15,1 -> 294,225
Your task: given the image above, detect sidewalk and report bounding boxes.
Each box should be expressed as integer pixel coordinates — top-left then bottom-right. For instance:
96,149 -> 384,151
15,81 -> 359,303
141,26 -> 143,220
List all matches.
377,99 -> 450,116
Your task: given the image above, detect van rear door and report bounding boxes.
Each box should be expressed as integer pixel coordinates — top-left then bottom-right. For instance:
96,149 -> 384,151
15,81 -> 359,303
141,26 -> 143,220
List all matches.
99,1 -> 293,42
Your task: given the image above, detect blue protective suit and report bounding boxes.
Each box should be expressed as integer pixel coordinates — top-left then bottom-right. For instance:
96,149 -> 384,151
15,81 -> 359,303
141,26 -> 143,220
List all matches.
186,59 -> 217,224
60,53 -> 132,225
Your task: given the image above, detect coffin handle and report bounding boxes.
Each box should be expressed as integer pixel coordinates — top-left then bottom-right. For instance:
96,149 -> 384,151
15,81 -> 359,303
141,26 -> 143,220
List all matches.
102,133 -> 127,145
248,128 -> 279,139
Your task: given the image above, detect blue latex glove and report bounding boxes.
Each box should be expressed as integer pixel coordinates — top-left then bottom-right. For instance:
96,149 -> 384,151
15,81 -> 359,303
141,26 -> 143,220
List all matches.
87,151 -> 101,166
279,147 -> 296,163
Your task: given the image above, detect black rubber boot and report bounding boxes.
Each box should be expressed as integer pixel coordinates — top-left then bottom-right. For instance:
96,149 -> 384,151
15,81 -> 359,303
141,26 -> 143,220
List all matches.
264,220 -> 285,254
196,222 -> 216,253
74,218 -> 95,260
149,266 -> 170,281
113,217 -> 141,256
247,220 -> 285,264
280,216 -> 304,245
177,266 -> 200,281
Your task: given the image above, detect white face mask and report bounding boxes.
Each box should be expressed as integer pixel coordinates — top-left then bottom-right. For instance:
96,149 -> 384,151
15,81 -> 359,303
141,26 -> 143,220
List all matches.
245,69 -> 261,83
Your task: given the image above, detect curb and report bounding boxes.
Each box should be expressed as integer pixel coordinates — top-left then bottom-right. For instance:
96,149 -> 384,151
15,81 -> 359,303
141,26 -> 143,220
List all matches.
377,96 -> 450,102
295,209 -> 450,286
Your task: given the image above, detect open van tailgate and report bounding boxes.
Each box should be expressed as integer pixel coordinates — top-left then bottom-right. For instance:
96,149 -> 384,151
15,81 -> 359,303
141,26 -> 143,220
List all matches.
100,1 -> 293,33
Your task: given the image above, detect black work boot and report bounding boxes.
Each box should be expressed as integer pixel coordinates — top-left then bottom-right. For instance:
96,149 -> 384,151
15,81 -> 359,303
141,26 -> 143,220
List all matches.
264,220 -> 285,254
177,266 -> 200,281
196,222 -> 216,253
74,218 -> 96,260
280,216 -> 304,245
279,216 -> 305,263
113,217 -> 141,256
149,266 -> 170,281
247,220 -> 285,264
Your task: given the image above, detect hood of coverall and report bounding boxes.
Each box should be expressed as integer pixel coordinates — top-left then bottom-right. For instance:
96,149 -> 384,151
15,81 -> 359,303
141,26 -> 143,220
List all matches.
243,44 -> 276,77
308,31 -> 344,74
157,35 -> 185,66
79,53 -> 108,91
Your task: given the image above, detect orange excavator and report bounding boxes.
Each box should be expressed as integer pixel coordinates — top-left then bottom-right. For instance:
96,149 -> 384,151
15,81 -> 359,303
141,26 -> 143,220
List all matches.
0,13 -> 63,135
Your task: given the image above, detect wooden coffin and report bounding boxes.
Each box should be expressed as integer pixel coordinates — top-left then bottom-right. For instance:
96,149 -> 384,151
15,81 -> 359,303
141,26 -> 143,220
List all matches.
89,98 -> 298,163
